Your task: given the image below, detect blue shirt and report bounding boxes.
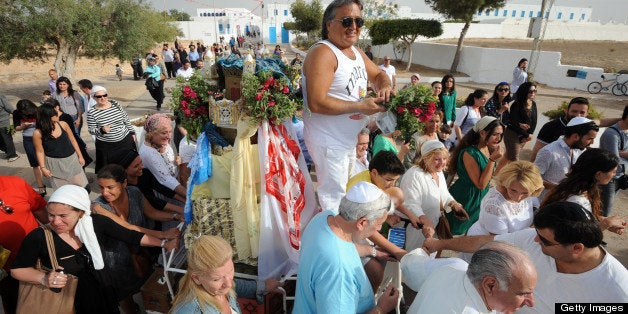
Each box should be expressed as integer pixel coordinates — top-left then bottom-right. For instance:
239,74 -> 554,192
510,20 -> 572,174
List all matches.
293,211 -> 375,313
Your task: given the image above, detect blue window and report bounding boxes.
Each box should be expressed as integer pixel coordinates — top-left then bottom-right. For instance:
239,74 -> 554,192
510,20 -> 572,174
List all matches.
227,24 -> 230,31
529,11 -> 533,18
521,11 -> 525,17
512,10 -> 516,17
274,9 -> 278,16
569,13 -> 574,20
537,11 -> 542,17
486,10 -> 490,16
219,24 -> 223,33
545,11 -> 550,18
503,10 -> 508,17
581,13 -> 586,20
284,10 -> 288,16
494,9 -> 499,16
478,9 -> 483,15
557,12 -> 562,19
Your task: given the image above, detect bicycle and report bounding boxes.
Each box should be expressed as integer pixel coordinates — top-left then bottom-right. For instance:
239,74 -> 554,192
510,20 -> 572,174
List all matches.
587,73 -> 627,96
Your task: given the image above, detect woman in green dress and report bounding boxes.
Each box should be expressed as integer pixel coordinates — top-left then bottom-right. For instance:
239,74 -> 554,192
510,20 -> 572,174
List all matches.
446,116 -> 504,235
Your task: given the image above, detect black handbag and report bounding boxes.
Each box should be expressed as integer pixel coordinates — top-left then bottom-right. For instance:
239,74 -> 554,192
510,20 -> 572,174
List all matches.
145,78 -> 159,91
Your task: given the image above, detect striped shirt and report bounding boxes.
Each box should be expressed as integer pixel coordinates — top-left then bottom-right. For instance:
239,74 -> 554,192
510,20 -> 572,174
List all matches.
87,103 -> 134,142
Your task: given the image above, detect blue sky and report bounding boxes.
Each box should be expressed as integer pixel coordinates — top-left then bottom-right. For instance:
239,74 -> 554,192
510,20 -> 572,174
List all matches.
147,0 -> 627,23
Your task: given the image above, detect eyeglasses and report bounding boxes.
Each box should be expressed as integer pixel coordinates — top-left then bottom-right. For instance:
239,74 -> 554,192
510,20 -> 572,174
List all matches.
94,94 -> 108,99
536,230 -> 560,246
498,88 -> 510,92
335,17 -> 364,28
0,198 -> 14,215
528,90 -> 537,94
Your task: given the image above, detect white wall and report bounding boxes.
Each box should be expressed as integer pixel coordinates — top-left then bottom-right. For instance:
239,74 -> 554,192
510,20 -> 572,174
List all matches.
372,42 -> 628,92
431,20 -> 628,41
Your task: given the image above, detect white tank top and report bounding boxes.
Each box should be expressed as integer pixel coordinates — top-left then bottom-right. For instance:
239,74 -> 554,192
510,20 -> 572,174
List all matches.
302,40 -> 368,149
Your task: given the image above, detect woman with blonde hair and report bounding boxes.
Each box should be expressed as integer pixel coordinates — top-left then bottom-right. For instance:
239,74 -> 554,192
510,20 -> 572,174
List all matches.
170,235 -> 282,313
467,161 -> 543,237
399,140 -> 467,251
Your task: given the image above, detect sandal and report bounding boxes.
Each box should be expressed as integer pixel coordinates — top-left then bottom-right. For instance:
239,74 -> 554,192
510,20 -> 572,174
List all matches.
38,185 -> 47,197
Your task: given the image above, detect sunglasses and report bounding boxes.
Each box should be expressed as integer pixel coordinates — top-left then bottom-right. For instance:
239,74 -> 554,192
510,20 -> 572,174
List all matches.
0,198 -> 14,215
336,17 -> 364,28
528,90 -> 537,94
536,230 -> 560,246
498,88 -> 510,92
94,94 -> 108,99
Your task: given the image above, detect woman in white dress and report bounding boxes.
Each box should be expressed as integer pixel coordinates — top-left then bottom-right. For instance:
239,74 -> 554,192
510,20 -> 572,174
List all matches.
467,161 -> 543,237
399,140 -> 468,251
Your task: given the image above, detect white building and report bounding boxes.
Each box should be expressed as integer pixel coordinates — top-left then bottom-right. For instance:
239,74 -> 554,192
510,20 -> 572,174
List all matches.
475,4 -> 592,23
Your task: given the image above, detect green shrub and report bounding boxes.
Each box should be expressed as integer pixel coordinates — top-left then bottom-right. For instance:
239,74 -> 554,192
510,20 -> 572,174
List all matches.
542,101 -> 604,120
293,35 -> 320,52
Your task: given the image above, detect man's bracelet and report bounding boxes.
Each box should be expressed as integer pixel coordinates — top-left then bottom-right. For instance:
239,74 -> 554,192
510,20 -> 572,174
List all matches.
371,245 -> 377,258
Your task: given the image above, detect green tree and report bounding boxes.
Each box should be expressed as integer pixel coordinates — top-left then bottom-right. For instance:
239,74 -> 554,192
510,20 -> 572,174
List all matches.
370,19 -> 443,71
0,0 -> 181,79
166,9 -> 191,21
425,0 -> 505,73
284,0 -> 323,39
360,0 -> 398,42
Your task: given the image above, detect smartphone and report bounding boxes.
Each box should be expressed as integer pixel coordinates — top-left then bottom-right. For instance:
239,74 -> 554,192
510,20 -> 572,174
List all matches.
388,227 -> 406,249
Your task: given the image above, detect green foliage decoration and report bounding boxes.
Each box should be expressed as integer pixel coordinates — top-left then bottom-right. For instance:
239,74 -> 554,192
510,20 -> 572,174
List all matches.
241,71 -> 300,125
384,84 -> 439,139
542,101 -> 603,120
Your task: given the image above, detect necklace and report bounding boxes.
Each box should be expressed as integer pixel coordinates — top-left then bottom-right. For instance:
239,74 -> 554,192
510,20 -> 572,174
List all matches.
332,216 -> 352,242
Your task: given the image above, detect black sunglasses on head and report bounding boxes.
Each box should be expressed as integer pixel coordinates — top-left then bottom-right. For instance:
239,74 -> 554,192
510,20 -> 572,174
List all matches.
336,17 -> 364,28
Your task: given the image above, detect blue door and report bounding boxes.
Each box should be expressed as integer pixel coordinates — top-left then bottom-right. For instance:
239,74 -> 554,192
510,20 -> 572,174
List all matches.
281,27 -> 289,43
269,26 -> 276,44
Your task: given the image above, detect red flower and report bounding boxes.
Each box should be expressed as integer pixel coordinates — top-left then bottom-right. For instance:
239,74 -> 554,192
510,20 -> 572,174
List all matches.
397,107 -> 406,114
184,109 -> 191,115
268,101 -> 276,107
255,93 -> 263,101
180,100 -> 188,109
428,101 -> 437,111
412,108 -> 423,117
267,77 -> 275,86
419,113 -> 432,123
183,86 -> 192,93
282,86 -> 290,94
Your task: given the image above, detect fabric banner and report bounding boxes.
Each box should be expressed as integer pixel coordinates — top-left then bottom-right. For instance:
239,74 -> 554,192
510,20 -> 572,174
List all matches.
258,119 -> 317,281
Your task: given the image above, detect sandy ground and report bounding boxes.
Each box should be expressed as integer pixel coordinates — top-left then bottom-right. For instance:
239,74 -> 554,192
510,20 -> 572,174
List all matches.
434,38 -> 628,72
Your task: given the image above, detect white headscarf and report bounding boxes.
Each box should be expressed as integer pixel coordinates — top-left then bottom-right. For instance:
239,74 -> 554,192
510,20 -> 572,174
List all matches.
48,185 -> 105,270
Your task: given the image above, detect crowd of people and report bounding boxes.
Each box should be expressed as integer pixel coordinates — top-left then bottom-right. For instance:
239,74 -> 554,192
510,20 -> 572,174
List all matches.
1,0 -> 627,313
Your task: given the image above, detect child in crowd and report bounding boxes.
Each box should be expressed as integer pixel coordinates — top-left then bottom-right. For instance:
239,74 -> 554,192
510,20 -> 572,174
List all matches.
115,64 -> 123,81
40,90 -> 51,105
439,123 -> 455,151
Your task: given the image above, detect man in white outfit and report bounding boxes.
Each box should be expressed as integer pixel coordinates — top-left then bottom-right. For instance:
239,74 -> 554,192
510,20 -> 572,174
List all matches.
379,55 -> 396,90
302,0 -> 392,213
402,241 -> 536,313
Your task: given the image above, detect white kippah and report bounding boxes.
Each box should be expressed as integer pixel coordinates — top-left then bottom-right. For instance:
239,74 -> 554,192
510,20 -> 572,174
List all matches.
345,182 -> 383,204
566,116 -> 592,127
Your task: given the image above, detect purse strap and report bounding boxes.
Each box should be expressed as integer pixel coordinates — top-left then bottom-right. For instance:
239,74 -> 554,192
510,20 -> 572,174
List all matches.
41,225 -> 61,271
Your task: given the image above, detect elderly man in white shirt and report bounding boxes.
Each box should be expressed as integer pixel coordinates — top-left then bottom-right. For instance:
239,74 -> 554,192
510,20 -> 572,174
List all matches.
534,117 -> 598,193
352,128 -> 370,176
402,241 -> 536,314
423,201 -> 628,314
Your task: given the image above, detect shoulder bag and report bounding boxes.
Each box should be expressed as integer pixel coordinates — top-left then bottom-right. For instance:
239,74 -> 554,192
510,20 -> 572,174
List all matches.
16,225 -> 79,314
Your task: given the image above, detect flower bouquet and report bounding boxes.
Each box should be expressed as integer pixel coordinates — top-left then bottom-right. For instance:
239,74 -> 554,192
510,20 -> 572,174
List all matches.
170,73 -> 221,137
384,84 -> 438,140
241,70 -> 300,125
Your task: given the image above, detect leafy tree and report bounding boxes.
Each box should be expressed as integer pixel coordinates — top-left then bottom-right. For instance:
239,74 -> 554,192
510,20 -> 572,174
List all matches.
425,0 -> 505,73
370,19 -> 443,71
360,0 -> 398,43
166,9 -> 191,21
0,0 -> 181,79
284,0 -> 323,39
